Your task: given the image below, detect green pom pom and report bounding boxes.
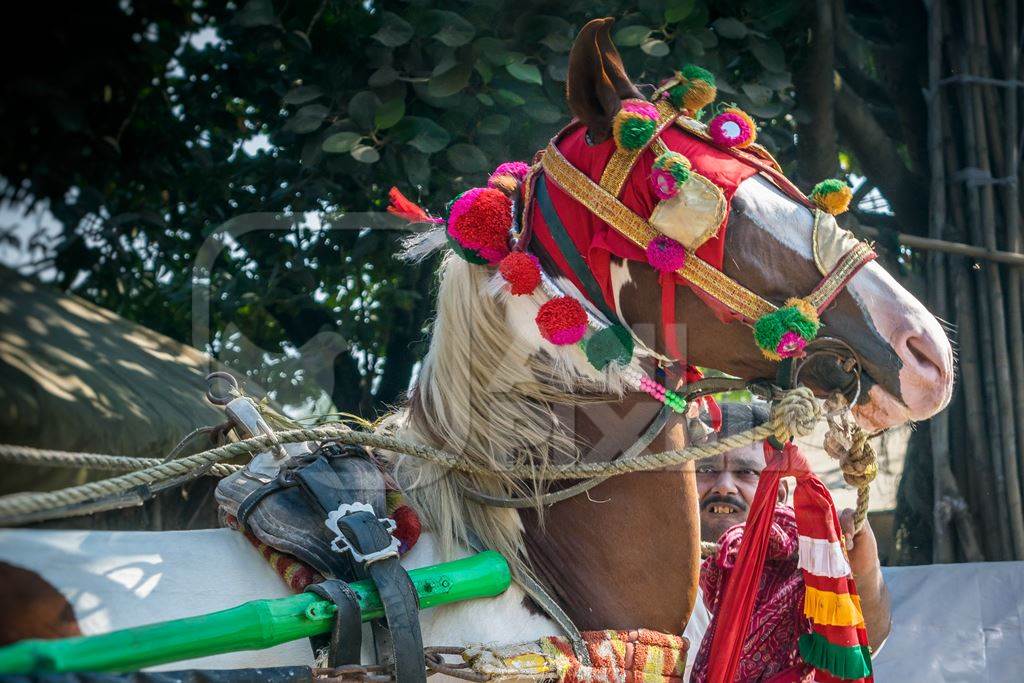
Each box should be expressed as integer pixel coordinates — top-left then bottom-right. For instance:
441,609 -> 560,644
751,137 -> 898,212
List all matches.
753,310 -> 789,351
753,305 -> 821,355
618,117 -> 657,150
798,632 -> 873,679
679,64 -> 716,86
585,325 -> 635,370
811,178 -> 847,196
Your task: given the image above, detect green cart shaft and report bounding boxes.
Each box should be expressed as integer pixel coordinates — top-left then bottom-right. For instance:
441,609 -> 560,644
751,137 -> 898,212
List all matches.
0,550 -> 510,674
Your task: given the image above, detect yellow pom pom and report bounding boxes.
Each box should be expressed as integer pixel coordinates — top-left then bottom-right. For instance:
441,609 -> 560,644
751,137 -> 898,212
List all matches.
785,297 -> 819,325
810,179 -> 853,215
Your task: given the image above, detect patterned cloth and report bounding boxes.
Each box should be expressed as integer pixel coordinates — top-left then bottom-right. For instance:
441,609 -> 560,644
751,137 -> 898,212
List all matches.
464,629 -> 689,683
692,506 -> 812,682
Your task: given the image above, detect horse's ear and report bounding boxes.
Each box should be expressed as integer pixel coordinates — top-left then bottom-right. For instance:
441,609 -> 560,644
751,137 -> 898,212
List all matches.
567,17 -> 643,143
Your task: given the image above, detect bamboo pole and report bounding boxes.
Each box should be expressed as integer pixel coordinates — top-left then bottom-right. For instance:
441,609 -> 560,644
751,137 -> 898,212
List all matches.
852,225 -> 1024,267
965,0 -> 1024,558
1002,0 -> 1024,514
927,0 -> 955,563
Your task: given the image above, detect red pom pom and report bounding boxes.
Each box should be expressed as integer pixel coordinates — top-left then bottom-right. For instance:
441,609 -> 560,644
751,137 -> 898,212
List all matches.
536,296 -> 588,345
390,504 -> 421,554
498,252 -> 541,295
447,187 -> 512,263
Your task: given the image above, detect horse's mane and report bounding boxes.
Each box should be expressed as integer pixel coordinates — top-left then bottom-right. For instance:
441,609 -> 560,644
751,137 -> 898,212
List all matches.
380,228 -> 640,574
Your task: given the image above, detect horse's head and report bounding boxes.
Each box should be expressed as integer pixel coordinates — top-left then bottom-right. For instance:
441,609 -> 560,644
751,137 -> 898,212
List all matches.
545,18 -> 953,431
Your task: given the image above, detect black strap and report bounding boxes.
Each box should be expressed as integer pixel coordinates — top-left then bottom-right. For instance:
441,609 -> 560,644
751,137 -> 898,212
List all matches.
535,178 -> 619,322
306,579 -> 363,667
236,478 -> 283,529
335,512 -> 426,683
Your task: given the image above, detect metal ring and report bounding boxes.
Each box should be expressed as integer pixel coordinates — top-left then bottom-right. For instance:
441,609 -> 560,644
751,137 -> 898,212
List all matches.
205,371 -> 239,406
789,337 -> 863,410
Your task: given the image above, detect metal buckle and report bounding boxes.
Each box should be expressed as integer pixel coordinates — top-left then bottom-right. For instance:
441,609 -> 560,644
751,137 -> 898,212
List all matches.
325,502 -> 401,566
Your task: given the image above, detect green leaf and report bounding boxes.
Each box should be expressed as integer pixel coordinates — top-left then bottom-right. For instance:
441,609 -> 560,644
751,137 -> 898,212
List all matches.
428,63 -> 472,98
374,99 -> 405,130
284,104 -> 328,134
524,100 -> 561,123
402,151 -> 431,187
476,93 -> 495,106
373,12 -> 414,47
665,0 -> 696,23
405,117 -> 451,153
431,11 -> 476,47
283,85 -> 323,105
540,32 -> 571,53
614,25 -> 651,47
368,66 -> 399,88
713,17 -> 748,40
347,91 -> 380,131
474,59 -> 494,84
321,131 -> 362,154
641,38 -> 670,57
478,114 -> 511,135
750,39 -> 786,72
476,37 -> 513,66
351,145 -> 380,164
741,83 -> 773,106
446,143 -> 489,173
234,0 -> 279,28
506,62 -> 542,86
493,89 -> 525,107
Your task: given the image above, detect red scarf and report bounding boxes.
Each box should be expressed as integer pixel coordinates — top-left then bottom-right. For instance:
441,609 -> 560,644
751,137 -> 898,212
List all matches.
702,443 -> 873,683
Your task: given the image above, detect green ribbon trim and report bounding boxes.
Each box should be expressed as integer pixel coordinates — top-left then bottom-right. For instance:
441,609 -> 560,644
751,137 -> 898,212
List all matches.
798,632 -> 873,680
447,235 -> 490,265
535,180 -> 618,323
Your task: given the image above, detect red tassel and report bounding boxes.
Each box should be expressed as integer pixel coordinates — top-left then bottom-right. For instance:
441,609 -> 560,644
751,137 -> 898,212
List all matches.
387,186 -> 439,224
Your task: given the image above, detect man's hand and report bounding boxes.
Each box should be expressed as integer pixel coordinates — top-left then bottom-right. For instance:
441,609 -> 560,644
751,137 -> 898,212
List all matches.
838,508 -> 891,651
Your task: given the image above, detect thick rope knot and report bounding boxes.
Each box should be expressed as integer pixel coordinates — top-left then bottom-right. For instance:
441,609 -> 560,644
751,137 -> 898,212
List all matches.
840,430 -> 878,489
767,387 -> 820,442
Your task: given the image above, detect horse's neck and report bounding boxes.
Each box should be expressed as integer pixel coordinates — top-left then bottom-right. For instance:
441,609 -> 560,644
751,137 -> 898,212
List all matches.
519,389 -> 701,633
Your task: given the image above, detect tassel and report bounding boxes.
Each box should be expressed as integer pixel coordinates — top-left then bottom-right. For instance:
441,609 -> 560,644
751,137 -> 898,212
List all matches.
798,632 -> 873,680
387,187 -> 441,224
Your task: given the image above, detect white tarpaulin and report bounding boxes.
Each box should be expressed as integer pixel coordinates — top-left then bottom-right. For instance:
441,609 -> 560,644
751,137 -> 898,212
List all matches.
874,562 -> 1024,681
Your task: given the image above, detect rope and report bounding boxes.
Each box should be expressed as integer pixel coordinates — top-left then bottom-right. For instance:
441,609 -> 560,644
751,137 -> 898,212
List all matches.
823,396 -> 878,532
0,444 -> 242,477
0,387 -> 821,524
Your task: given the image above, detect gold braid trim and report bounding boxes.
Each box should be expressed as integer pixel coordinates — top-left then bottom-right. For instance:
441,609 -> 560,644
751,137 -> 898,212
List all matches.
541,143 -> 777,322
805,241 -> 877,311
599,112 -> 676,197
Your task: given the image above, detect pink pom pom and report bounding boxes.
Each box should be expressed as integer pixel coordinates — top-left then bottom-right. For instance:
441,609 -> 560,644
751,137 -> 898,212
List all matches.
646,235 -> 687,272
708,109 -> 756,148
489,161 -> 530,184
620,100 -> 658,120
775,331 -> 807,358
651,167 -> 679,200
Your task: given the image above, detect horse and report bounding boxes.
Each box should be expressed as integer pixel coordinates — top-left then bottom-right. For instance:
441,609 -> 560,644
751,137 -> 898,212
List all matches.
0,16 -> 953,676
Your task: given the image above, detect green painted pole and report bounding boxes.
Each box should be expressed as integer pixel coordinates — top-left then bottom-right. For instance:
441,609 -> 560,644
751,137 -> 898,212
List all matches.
0,551 -> 510,674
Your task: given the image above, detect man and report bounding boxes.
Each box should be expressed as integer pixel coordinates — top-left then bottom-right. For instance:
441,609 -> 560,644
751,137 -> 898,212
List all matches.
683,402 -> 891,681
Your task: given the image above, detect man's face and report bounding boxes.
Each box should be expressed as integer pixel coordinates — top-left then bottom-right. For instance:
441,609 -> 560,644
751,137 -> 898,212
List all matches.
695,442 -> 768,543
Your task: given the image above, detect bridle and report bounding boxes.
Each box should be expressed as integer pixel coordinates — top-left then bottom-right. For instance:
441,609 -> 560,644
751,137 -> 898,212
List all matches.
528,97 -> 877,376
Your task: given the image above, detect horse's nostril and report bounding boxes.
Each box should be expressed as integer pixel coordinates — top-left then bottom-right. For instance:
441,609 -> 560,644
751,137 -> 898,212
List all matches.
902,332 -> 946,381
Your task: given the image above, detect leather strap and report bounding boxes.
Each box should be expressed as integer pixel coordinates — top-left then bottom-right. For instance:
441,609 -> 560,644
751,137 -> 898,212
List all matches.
236,477 -> 283,530
334,511 -> 426,683
306,579 -> 363,667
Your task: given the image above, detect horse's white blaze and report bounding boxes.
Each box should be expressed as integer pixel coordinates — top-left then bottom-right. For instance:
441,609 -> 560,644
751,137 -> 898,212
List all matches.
0,528 -> 554,676
734,176 -> 953,429
733,176 -> 815,261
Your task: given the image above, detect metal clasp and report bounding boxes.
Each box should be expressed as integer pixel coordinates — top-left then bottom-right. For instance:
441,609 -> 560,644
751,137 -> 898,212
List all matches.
325,502 -> 401,566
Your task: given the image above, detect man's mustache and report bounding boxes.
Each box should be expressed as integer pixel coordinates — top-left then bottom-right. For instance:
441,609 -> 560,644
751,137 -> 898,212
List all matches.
700,494 -> 748,512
